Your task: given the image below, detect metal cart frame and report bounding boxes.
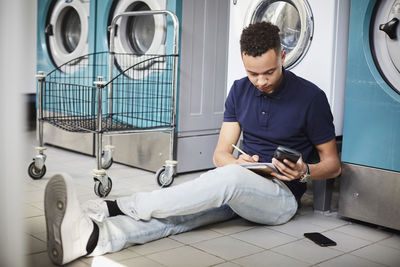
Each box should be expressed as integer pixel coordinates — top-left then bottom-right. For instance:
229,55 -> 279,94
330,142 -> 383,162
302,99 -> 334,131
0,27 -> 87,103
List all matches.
28,11 -> 180,197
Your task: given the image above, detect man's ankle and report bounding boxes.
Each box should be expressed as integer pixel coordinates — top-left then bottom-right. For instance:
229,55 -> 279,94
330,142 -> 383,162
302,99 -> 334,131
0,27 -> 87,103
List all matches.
105,200 -> 125,217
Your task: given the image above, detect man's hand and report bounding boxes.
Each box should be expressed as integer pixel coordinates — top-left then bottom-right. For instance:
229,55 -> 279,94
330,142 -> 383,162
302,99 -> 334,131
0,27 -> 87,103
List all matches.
270,157 -> 306,181
236,153 -> 259,164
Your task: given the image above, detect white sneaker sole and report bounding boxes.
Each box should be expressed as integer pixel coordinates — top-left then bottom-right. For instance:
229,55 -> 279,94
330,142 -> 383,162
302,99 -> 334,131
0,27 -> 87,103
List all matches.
44,174 -> 68,265
45,174 -> 93,265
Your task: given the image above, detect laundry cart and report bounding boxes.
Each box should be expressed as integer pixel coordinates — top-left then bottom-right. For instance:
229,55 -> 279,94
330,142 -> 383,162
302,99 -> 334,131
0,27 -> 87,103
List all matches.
28,11 -> 180,197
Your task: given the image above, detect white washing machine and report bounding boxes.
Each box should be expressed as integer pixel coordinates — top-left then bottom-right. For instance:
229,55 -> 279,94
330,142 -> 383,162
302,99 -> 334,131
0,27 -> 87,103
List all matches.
227,0 -> 350,136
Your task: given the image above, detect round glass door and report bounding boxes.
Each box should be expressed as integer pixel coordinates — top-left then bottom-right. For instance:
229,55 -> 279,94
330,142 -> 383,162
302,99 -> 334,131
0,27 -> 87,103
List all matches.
245,0 -> 313,69
111,0 -> 167,79
126,2 -> 155,54
371,0 -> 400,94
46,0 -> 89,73
60,7 -> 81,53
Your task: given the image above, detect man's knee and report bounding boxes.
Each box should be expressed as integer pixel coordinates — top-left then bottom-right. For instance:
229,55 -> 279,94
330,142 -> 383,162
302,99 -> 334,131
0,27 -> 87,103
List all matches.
214,164 -> 251,186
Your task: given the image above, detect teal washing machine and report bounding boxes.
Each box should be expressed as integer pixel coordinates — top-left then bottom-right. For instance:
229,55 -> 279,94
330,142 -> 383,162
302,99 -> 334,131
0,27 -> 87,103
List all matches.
37,0 -> 95,155
91,0 -> 184,172
339,0 -> 400,230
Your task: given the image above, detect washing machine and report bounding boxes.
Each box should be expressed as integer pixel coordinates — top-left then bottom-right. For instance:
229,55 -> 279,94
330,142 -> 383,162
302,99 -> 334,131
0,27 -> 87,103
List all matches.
227,0 -> 350,136
37,0 -> 95,155
339,0 -> 400,231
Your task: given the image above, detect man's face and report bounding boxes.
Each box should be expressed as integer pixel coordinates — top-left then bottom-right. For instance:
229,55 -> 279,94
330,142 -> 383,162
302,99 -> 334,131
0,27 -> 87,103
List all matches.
242,49 -> 286,94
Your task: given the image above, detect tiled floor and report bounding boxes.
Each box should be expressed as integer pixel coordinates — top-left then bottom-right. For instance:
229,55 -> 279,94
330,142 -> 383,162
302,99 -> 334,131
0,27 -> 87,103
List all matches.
24,132 -> 400,267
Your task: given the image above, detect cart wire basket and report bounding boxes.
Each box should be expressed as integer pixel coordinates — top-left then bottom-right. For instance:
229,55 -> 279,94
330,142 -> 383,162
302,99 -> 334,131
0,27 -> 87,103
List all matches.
28,11 -> 180,197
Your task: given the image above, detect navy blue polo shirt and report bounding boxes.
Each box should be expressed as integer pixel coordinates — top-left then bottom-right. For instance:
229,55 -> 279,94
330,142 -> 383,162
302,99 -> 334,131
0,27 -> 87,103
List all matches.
224,69 -> 335,203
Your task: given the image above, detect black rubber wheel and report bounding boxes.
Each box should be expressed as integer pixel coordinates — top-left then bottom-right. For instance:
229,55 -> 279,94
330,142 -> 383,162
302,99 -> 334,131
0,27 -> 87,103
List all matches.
102,158 -> 113,170
28,162 -> 46,180
94,177 -> 113,197
156,167 -> 174,187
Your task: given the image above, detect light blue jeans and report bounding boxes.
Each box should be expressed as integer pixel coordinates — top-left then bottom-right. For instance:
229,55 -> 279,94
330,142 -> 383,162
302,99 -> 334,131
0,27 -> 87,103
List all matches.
90,164 -> 297,255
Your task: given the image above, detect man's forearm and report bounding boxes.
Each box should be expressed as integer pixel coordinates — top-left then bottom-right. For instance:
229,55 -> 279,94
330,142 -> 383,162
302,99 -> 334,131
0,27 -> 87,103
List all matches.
213,151 -> 239,167
308,158 -> 341,180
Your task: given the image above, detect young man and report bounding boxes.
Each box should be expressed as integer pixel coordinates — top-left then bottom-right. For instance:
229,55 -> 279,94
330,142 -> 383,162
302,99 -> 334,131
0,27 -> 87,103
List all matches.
44,22 -> 341,265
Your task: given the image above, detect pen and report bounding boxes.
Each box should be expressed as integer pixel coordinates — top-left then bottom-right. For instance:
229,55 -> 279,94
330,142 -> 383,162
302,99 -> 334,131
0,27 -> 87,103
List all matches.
231,143 -> 249,156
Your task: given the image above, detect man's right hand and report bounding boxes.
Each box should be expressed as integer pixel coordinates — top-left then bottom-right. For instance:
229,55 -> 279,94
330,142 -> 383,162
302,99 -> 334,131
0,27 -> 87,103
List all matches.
236,153 -> 259,164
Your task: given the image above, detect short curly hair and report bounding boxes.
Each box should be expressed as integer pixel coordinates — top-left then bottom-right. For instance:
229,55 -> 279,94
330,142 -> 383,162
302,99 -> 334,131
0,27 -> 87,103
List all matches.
240,22 -> 281,57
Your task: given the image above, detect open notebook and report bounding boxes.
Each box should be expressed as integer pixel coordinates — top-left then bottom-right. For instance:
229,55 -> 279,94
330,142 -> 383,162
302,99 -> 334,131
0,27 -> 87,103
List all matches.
239,162 -> 277,174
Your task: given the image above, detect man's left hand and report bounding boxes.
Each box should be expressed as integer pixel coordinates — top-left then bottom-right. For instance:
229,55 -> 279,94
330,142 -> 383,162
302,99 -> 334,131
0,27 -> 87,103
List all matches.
270,157 -> 307,181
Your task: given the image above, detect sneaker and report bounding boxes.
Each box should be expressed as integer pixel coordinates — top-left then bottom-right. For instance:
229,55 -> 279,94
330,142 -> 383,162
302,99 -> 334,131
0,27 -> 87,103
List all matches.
44,173 -> 94,265
81,199 -> 109,222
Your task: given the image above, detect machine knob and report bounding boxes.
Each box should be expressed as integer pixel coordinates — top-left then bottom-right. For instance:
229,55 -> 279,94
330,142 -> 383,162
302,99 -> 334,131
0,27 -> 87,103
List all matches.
379,18 -> 399,39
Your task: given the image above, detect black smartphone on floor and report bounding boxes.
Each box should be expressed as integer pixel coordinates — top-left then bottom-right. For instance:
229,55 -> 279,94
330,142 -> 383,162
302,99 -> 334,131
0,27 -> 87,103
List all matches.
304,232 -> 337,247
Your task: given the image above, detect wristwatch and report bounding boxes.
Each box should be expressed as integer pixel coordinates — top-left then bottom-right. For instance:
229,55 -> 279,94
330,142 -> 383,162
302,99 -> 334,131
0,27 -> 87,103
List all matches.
299,162 -> 311,183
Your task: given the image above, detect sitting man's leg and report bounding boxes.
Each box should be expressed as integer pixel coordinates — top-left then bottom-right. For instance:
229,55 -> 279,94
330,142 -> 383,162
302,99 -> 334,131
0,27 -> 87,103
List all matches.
44,173 -> 236,265
90,205 -> 236,256
84,164 -> 297,225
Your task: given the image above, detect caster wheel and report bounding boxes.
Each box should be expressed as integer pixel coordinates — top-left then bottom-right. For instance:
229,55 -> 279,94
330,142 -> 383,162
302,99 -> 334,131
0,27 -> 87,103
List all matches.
156,167 -> 174,187
102,157 -> 113,170
28,162 -> 46,180
94,177 -> 112,197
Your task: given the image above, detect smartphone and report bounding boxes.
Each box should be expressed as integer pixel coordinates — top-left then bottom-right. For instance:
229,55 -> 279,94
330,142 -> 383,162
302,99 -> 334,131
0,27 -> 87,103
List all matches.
273,146 -> 301,163
304,232 -> 337,247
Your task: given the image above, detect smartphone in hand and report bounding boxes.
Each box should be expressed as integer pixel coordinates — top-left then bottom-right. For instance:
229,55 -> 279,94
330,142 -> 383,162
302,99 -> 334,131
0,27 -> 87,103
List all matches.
273,146 -> 301,163
304,232 -> 337,247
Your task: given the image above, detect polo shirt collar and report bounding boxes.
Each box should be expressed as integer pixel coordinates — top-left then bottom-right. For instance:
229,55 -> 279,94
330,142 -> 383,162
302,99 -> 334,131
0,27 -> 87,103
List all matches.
254,68 -> 288,99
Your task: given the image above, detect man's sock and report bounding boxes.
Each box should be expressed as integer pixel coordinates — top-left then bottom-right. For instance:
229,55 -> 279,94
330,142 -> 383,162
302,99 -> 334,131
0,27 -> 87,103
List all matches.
105,200 -> 125,217
86,221 -> 99,255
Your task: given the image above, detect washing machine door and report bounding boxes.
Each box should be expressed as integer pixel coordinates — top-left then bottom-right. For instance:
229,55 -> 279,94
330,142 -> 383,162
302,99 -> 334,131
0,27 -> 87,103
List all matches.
111,0 -> 167,79
372,0 -> 400,94
46,0 -> 89,73
244,0 -> 313,69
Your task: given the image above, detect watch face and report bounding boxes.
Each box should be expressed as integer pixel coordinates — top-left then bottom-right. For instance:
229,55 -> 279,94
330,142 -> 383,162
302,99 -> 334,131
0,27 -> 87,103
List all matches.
300,174 -> 310,183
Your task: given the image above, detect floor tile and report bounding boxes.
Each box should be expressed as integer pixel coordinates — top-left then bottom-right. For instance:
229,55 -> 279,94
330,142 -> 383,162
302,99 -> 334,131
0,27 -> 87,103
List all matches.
30,201 -> 44,211
169,227 -> 223,244
233,250 -> 310,267
376,234 -> 400,250
321,230 -> 372,252
208,217 -> 257,235
24,190 -> 45,203
231,227 -> 298,249
295,212 -> 349,230
271,239 -> 343,264
24,216 -> 46,234
119,256 -> 165,267
32,231 -> 47,242
24,181 -> 43,192
26,251 -> 89,267
23,203 -> 44,218
267,217 -> 326,238
334,223 -> 392,242
82,256 -> 126,267
147,245 -> 224,266
351,243 -> 400,267
128,237 -> 183,255
317,254 -> 385,267
191,236 -> 263,260
82,248 -> 140,265
25,234 -> 47,255
213,262 -> 241,267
